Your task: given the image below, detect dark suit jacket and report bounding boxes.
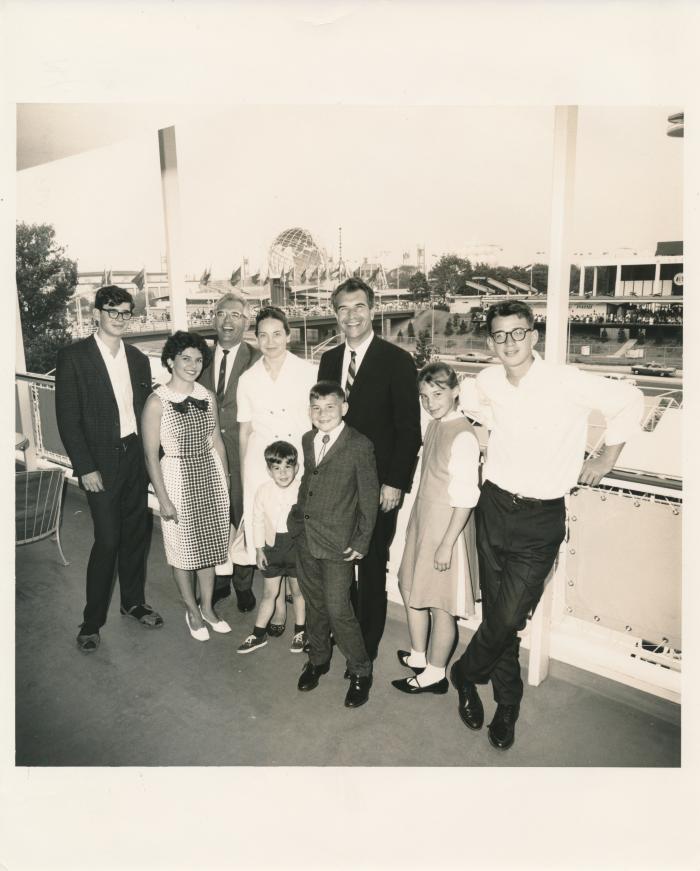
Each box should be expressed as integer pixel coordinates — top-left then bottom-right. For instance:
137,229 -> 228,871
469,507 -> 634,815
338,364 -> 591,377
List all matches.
288,425 -> 379,561
54,336 -> 152,490
199,341 -> 261,522
318,335 -> 421,492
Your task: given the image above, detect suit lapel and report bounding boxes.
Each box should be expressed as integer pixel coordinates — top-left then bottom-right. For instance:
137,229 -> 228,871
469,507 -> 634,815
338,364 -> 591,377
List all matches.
318,425 -> 350,467
85,335 -> 117,399
222,342 -> 249,406
326,344 -> 344,382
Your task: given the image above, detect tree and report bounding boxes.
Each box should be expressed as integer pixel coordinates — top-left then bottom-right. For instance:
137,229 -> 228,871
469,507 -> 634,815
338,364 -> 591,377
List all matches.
444,319 -> 454,337
458,318 -> 468,335
408,270 -> 430,302
17,222 -> 78,373
407,320 -> 415,339
617,328 -> 626,343
428,254 -> 472,298
414,329 -> 433,368
600,327 -> 609,343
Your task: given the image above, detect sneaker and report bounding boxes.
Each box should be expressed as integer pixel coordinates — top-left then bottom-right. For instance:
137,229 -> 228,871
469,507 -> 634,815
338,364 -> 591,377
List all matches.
290,631 -> 307,653
237,634 -> 268,654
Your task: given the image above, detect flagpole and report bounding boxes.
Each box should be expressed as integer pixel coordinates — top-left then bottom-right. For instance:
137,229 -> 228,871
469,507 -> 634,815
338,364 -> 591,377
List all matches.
144,267 -> 150,321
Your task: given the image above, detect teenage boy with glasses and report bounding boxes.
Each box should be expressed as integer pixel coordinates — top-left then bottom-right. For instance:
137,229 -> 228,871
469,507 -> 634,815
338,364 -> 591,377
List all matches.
451,300 -> 644,750
55,285 -> 163,652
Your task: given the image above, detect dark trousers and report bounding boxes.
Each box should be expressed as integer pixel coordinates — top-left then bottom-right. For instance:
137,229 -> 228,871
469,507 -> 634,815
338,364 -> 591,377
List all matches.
214,494 -> 254,595
82,438 -> 152,633
351,506 -> 398,660
455,480 -> 566,705
296,533 -> 371,678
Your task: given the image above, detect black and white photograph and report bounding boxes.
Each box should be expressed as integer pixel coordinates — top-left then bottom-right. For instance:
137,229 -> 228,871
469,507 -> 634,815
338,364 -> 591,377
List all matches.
3,2 -> 698,870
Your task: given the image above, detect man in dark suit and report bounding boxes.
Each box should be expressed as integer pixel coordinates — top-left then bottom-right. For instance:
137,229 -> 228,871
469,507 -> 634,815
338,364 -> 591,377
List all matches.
199,292 -> 261,611
318,277 -> 421,661
55,286 -> 162,652
288,381 -> 379,707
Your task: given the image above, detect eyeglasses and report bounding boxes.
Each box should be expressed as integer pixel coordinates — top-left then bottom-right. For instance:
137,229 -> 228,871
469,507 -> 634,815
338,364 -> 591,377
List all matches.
216,310 -> 244,321
490,327 -> 533,344
102,309 -> 132,321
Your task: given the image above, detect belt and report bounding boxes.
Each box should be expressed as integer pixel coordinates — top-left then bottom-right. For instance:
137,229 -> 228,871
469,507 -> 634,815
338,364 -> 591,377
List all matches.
484,479 -> 564,506
119,432 -> 138,450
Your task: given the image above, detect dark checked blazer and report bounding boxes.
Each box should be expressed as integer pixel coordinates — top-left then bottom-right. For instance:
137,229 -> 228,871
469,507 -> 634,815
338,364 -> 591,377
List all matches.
55,336 -> 152,490
287,425 -> 379,561
199,341 -> 261,524
318,335 -> 421,493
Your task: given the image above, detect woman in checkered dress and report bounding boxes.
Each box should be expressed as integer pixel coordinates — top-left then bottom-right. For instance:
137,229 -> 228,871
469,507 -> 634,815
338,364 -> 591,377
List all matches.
142,331 -> 231,642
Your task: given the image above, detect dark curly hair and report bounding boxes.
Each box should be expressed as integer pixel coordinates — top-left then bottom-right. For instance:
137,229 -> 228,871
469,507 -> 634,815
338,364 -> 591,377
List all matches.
485,300 -> 534,332
255,306 -> 290,336
95,285 -> 134,311
161,330 -> 212,373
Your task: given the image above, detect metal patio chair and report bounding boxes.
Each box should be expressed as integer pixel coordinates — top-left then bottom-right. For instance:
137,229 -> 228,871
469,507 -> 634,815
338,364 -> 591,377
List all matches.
15,469 -> 69,565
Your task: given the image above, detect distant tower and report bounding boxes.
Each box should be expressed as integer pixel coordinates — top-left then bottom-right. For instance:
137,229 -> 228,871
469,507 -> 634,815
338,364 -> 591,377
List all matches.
416,245 -> 425,274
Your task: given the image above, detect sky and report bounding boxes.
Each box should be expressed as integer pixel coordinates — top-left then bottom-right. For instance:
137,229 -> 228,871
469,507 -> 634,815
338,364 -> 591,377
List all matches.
15,104 -> 683,279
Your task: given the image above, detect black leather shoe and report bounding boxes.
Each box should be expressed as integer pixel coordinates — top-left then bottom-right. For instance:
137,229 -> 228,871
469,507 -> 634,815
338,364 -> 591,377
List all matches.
391,676 -> 449,695
449,662 -> 484,730
488,703 -> 520,750
76,630 -> 100,653
344,674 -> 372,708
297,660 -> 331,692
235,588 -> 256,613
396,649 -> 426,674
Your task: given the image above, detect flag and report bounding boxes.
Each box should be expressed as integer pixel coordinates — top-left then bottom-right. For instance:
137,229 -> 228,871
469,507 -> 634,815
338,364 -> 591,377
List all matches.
200,267 -> 211,286
263,274 -> 270,286
308,266 -> 318,282
319,268 -> 327,281
299,268 -> 307,284
352,267 -> 360,278
100,270 -> 108,286
330,266 -> 339,279
250,272 -> 260,285
230,266 -> 242,286
371,267 -> 380,282
403,252 -> 410,263
131,268 -> 145,291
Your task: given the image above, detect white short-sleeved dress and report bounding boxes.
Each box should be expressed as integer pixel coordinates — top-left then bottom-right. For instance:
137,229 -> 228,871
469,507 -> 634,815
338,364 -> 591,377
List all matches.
156,381 -> 230,570
237,351 -> 317,563
398,411 -> 481,617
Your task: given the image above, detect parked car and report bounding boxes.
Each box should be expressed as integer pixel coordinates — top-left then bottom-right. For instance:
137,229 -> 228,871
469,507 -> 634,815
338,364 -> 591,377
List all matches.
603,372 -> 637,386
630,362 -> 677,378
455,351 -> 495,363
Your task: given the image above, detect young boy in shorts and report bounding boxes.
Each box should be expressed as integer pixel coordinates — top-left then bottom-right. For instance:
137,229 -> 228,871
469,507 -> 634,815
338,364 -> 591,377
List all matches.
287,381 -> 379,708
237,441 -> 306,654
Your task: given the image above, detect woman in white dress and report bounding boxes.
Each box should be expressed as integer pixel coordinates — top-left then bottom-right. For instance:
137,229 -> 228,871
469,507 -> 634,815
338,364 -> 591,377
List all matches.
237,307 -> 318,632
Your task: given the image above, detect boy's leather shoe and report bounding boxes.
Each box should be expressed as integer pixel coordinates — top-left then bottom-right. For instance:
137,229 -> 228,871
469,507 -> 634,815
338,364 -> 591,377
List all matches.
487,703 -> 520,750
344,674 -> 372,708
235,588 -> 256,613
449,662 -> 484,730
297,660 -> 330,692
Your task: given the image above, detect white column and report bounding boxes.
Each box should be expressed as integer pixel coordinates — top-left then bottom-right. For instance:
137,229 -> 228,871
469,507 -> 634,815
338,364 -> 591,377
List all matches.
578,264 -> 585,297
592,265 -> 598,297
654,261 -> 661,295
615,263 -> 622,297
544,106 -> 578,364
158,127 -> 188,332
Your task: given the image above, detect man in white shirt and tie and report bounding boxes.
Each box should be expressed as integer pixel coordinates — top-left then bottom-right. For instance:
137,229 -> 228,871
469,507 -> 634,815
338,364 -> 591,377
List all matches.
199,292 -> 261,611
451,300 -> 644,750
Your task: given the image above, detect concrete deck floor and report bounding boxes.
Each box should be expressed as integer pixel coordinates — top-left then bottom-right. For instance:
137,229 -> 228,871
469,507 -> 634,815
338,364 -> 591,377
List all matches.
15,485 -> 680,767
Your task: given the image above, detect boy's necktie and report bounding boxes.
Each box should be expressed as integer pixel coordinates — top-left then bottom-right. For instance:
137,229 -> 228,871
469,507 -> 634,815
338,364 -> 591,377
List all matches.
318,434 -> 330,464
345,350 -> 356,398
216,349 -> 230,401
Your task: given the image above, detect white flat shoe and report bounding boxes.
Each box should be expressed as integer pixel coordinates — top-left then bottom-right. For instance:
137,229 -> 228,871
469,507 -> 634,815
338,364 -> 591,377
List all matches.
200,608 -> 231,634
186,611 -> 210,641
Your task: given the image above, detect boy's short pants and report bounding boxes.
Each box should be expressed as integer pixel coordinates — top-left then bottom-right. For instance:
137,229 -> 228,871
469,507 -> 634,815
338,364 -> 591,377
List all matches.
261,532 -> 297,579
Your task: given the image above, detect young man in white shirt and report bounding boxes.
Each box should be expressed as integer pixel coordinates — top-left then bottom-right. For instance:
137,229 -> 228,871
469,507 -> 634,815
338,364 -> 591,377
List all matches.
451,300 -> 644,750
56,286 -> 163,652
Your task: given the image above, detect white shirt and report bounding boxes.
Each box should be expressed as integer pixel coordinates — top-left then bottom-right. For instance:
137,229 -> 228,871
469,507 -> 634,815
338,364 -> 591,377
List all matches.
459,351 -> 644,500
341,332 -> 374,393
252,477 -> 301,547
213,342 -> 242,394
93,333 -> 136,437
441,411 -> 481,509
314,421 -> 345,464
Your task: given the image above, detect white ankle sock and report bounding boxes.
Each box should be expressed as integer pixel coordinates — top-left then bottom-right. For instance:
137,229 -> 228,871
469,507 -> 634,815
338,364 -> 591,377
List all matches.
416,663 -> 446,687
406,648 -> 427,668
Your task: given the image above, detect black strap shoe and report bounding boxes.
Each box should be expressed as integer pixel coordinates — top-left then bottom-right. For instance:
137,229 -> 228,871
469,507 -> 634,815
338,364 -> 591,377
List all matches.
344,674 -> 372,708
297,660 -> 331,692
487,703 -> 520,750
396,649 -> 426,675
391,676 -> 449,695
449,662 -> 484,730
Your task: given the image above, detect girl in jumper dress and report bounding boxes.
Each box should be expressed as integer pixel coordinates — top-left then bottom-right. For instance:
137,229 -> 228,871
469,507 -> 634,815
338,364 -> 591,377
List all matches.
393,362 -> 480,693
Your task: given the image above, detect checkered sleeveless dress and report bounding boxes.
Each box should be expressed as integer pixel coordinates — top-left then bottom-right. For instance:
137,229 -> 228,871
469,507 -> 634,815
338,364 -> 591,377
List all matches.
156,382 -> 230,570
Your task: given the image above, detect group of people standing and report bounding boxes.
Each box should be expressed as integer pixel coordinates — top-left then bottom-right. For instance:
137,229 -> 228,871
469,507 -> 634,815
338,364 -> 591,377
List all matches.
55,276 -> 643,750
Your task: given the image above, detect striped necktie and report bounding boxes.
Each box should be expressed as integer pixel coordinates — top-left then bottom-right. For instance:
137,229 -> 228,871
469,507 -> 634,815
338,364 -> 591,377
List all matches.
345,350 -> 357,398
216,349 -> 230,401
318,434 -> 330,464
